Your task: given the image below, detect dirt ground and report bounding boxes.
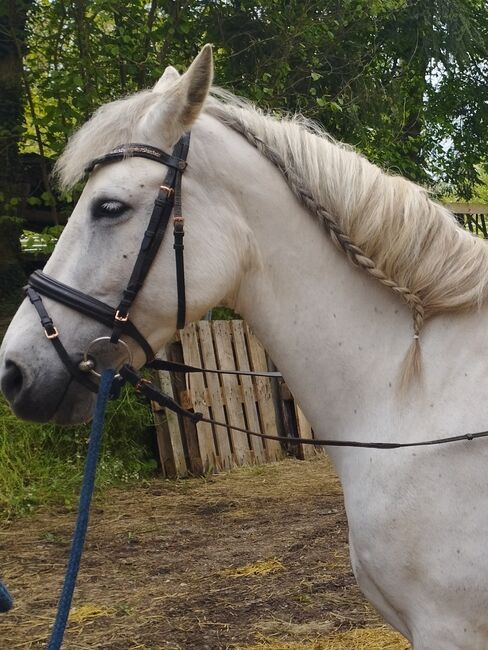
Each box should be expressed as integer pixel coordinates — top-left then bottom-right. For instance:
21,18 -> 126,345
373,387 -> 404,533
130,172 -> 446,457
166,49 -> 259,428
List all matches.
0,456 -> 409,650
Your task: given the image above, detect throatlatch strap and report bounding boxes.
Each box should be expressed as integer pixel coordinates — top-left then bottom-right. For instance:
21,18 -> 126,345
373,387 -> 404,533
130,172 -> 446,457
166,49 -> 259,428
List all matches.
173,133 -> 190,329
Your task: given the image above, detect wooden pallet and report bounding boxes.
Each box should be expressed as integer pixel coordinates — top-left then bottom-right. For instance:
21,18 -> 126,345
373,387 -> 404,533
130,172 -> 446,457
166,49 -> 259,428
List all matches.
152,320 -> 317,477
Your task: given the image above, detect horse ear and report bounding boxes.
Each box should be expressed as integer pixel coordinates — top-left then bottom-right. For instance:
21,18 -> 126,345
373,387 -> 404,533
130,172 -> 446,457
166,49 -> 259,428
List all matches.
178,44 -> 213,128
143,45 -> 213,143
153,66 -> 180,92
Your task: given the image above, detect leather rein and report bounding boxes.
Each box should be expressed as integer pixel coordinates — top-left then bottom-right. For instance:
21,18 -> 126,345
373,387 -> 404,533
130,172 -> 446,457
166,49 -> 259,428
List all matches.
25,134 -> 488,451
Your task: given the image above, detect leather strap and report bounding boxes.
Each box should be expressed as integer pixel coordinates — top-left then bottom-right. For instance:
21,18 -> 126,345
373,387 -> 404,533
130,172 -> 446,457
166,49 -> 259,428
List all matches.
26,287 -> 100,392
173,133 -> 190,329
174,221 -> 186,329
28,271 -> 154,361
112,137 -> 187,318
120,365 -> 201,420
147,357 -> 282,378
84,143 -> 187,175
110,132 -> 190,341
121,363 -> 488,451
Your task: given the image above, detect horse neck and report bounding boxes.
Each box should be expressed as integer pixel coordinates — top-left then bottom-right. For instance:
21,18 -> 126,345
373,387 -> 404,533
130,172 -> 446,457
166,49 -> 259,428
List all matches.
204,120 -> 406,439
204,117 -> 488,454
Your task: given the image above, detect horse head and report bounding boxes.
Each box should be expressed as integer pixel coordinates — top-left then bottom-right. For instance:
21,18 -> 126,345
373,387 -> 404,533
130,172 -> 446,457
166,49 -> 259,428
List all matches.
0,45 -> 256,424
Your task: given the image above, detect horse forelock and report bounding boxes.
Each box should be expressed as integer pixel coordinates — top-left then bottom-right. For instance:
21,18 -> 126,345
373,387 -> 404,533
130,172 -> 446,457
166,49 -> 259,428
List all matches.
53,90 -> 161,191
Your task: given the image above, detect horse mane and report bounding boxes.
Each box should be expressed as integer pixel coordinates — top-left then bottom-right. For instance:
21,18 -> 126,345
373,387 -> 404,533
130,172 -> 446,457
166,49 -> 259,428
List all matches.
53,86 -> 488,384
206,89 -> 488,384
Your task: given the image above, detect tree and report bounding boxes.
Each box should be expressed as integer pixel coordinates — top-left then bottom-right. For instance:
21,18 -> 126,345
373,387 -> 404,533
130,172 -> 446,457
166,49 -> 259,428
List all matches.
10,0 -> 488,213
0,0 -> 32,311
0,0 -> 32,214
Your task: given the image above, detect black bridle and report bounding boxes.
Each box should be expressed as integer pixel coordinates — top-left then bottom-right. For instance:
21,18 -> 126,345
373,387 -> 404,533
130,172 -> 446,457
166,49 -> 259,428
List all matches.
27,135 -> 192,392
24,133 -> 488,451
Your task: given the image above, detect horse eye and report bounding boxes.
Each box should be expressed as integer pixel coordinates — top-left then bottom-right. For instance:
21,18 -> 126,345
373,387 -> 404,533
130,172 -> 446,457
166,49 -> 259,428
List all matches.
92,199 -> 128,220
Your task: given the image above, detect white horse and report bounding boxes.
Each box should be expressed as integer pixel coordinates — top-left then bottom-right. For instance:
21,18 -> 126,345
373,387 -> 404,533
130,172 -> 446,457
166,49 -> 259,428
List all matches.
2,45 -> 488,649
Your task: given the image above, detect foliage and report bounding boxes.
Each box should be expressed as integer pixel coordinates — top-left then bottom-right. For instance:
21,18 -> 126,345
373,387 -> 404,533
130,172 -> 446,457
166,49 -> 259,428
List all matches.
0,215 -> 26,313
0,386 -> 157,520
472,168 -> 488,204
210,307 -> 241,320
21,225 -> 62,255
7,0 -> 487,204
0,216 -> 24,252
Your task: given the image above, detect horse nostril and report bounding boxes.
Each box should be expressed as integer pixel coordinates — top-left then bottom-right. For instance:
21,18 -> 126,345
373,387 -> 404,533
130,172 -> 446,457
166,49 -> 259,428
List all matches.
1,359 -> 25,403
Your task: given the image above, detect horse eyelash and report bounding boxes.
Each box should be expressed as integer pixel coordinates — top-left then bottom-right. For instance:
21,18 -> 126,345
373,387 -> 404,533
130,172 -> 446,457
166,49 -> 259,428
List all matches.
92,198 -> 128,219
100,200 -> 124,212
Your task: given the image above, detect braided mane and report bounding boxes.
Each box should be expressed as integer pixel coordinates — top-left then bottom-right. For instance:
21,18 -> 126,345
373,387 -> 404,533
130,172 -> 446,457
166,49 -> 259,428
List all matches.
206,89 -> 488,384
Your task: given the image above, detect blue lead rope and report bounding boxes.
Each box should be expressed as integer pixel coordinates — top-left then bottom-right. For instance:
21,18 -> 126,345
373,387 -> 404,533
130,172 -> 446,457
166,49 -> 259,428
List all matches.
46,368 -> 115,650
0,581 -> 13,613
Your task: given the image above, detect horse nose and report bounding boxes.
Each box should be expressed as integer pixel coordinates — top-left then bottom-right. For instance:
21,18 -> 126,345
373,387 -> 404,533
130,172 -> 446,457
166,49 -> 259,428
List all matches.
0,359 -> 25,404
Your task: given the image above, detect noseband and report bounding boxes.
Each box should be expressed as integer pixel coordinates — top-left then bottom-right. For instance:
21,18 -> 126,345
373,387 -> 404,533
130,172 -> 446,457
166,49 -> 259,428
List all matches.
26,134 -> 191,392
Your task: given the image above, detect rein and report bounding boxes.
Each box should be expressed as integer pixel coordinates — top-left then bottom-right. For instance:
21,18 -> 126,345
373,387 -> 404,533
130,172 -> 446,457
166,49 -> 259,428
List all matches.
121,361 -> 488,450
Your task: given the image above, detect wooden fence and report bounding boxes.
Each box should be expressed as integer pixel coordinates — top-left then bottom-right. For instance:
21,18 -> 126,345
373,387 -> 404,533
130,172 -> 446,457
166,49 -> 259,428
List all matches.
151,320 -> 317,477
446,203 -> 488,236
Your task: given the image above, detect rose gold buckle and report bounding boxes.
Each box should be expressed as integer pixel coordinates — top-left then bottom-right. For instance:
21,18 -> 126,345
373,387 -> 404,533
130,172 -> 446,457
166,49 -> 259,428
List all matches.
115,310 -> 129,322
173,216 -> 184,223
45,327 -> 59,339
135,378 -> 151,392
160,185 -> 174,196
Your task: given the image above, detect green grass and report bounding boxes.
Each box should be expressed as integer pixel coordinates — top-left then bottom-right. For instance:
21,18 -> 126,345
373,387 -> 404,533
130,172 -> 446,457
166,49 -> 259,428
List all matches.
0,387 -> 158,520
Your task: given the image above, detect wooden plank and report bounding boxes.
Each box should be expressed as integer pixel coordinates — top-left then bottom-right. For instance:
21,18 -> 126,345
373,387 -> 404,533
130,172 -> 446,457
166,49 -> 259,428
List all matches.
244,325 -> 283,462
212,320 -> 252,465
280,393 -> 301,457
180,324 -> 217,472
198,320 -> 234,469
445,203 -> 488,215
231,320 -> 267,463
167,340 -> 202,475
155,350 -> 188,477
295,403 -> 317,459
152,410 -> 176,478
180,385 -> 251,410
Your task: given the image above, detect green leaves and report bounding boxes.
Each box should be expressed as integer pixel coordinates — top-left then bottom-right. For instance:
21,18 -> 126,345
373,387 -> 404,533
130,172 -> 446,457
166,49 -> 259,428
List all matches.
11,0 -> 488,206
21,228 -> 60,256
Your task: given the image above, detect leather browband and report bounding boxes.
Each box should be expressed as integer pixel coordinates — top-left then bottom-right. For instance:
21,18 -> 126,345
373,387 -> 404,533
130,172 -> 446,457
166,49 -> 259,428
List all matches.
84,143 -> 187,175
